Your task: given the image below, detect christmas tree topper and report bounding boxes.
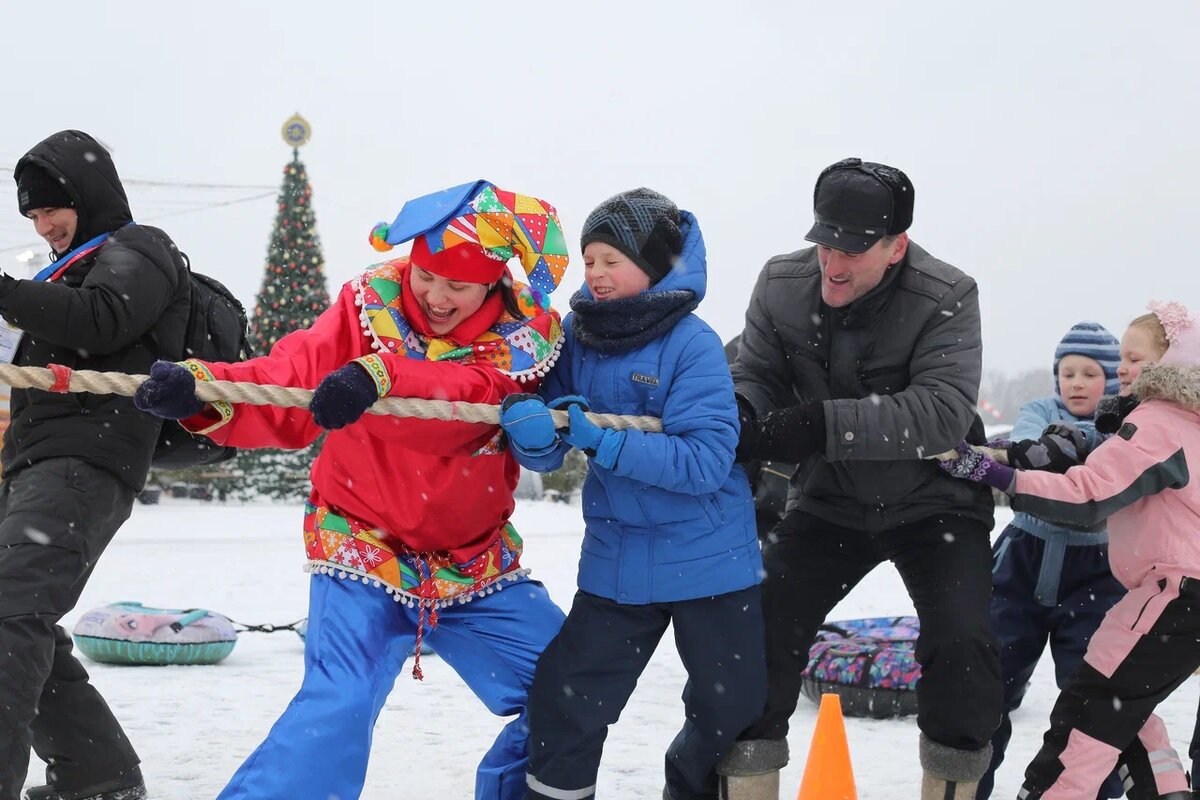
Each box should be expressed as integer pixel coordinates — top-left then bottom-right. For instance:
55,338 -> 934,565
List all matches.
281,113 -> 311,148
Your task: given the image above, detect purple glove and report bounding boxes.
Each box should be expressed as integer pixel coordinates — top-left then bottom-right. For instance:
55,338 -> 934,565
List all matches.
938,442 -> 1016,493
135,361 -> 205,420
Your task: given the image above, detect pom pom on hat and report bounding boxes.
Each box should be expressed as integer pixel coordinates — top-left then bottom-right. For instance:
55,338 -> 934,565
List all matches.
368,222 -> 393,252
1149,300 -> 1200,368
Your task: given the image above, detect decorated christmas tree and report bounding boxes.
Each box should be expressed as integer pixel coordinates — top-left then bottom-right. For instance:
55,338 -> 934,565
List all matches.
237,115 -> 332,500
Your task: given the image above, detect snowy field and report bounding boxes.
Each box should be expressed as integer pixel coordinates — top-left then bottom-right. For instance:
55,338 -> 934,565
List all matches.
25,500 -> 1199,799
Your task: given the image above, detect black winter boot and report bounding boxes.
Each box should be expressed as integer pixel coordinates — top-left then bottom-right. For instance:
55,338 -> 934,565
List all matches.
23,778 -> 146,800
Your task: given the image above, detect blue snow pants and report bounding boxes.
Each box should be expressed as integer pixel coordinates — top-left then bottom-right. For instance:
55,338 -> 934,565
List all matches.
217,574 -> 565,800
976,524 -> 1126,800
524,587 -> 767,800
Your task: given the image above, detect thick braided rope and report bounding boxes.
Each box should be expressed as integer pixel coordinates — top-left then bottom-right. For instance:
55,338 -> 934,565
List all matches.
931,445 -> 1010,463
0,363 -> 663,433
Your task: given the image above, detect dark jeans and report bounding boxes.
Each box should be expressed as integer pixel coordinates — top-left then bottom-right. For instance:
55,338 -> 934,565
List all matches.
0,458 -> 140,800
976,525 -> 1126,799
742,510 -> 1002,756
525,587 -> 767,800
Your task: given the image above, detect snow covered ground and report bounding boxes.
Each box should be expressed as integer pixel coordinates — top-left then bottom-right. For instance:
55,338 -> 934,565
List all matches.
24,500 -> 1199,799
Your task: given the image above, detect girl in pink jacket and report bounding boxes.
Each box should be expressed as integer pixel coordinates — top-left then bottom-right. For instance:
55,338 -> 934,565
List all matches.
941,301 -> 1200,800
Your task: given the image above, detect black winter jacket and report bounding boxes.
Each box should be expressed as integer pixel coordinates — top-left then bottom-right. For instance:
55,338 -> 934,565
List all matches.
1,131 -> 190,490
733,242 -> 994,532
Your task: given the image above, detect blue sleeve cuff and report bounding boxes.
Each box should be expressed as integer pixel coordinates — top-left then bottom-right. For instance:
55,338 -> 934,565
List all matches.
592,429 -> 626,471
509,438 -> 569,473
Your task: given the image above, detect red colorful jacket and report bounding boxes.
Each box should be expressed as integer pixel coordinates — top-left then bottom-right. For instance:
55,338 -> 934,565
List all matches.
180,258 -> 562,604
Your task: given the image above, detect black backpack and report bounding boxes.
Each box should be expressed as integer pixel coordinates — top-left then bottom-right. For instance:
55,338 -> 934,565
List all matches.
150,259 -> 251,469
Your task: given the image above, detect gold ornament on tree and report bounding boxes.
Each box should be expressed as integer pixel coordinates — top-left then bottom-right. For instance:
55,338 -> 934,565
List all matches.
281,113 -> 311,148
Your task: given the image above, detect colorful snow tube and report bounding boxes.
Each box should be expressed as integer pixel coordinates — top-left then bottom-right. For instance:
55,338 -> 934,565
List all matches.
73,602 -> 237,666
801,616 -> 921,719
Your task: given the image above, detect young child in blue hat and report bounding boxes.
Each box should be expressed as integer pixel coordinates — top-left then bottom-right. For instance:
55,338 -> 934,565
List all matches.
977,321 -> 1126,799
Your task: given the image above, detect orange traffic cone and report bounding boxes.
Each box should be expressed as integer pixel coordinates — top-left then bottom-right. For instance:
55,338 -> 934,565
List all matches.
796,693 -> 857,800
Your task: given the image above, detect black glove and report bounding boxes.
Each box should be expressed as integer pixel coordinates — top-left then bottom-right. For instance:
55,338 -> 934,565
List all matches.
310,363 -> 380,430
734,395 -> 760,463
748,401 -> 826,464
134,361 -> 205,420
1095,394 -> 1139,435
1008,422 -> 1087,473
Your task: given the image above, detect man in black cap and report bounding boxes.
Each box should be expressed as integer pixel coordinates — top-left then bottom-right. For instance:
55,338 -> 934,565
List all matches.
0,131 -> 191,800
719,159 -> 999,800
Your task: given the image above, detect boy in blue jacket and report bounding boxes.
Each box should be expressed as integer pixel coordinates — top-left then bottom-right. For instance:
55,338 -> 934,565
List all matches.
500,189 -> 765,800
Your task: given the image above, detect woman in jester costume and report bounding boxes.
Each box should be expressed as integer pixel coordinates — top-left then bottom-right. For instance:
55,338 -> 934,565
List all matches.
134,180 -> 570,800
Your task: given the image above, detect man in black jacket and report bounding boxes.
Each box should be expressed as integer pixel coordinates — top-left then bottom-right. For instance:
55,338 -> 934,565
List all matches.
720,159 -> 999,800
0,131 -> 190,800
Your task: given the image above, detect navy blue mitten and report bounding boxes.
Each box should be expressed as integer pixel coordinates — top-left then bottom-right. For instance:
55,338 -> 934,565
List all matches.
310,363 -> 380,430
135,361 -> 205,420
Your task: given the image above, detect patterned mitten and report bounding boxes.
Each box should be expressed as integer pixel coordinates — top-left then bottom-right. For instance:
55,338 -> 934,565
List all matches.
938,442 -> 1016,493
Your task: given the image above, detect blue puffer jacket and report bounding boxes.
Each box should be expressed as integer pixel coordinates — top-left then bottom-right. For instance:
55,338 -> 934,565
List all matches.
530,212 -> 762,604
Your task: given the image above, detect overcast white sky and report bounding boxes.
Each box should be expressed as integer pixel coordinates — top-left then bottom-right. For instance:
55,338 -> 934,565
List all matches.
2,1 -> 1197,382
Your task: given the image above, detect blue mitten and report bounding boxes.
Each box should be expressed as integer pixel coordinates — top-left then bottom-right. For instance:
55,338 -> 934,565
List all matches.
547,394 -> 591,413
499,394 -> 558,456
938,442 -> 1016,493
135,361 -> 205,419
310,363 -> 380,430
562,403 -> 625,470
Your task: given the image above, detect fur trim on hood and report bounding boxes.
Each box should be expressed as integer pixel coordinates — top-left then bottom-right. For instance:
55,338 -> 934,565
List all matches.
1131,364 -> 1200,413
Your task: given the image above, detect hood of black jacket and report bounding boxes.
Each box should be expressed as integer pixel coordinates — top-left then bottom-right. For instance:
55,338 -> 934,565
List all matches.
14,129 -> 132,253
